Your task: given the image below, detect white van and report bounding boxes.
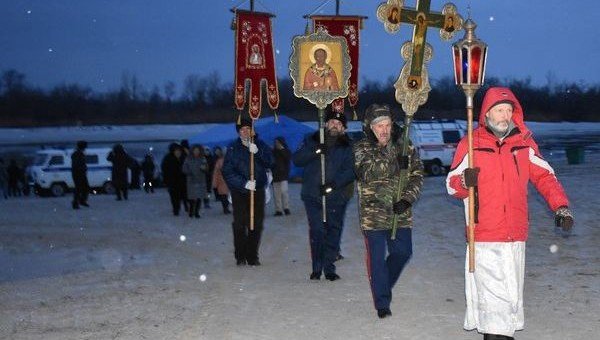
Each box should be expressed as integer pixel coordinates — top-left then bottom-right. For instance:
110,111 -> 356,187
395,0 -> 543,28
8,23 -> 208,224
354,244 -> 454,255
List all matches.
409,120 -> 465,176
28,148 -> 115,196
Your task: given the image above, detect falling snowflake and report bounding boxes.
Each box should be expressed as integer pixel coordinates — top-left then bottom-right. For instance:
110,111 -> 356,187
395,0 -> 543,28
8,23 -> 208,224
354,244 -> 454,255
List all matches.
199,274 -> 207,282
48,48 -> 53,52
26,10 -> 32,14
489,16 -> 494,21
180,235 -> 186,242
275,49 -> 280,54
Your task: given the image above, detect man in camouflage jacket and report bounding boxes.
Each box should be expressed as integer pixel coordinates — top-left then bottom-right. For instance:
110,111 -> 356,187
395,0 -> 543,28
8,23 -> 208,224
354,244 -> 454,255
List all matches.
353,104 -> 424,319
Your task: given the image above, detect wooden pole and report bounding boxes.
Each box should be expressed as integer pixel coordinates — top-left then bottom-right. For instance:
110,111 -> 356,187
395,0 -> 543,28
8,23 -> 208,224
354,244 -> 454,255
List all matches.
250,121 -> 255,230
318,107 -> 327,223
466,94 -> 475,272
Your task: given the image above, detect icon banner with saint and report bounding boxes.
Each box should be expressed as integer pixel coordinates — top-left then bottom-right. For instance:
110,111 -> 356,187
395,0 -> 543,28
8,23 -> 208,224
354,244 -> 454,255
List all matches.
234,10 -> 279,119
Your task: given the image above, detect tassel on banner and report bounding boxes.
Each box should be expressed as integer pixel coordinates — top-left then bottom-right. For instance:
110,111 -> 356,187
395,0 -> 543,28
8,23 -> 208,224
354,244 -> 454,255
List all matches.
273,110 -> 279,123
352,107 -> 358,121
237,111 -> 242,125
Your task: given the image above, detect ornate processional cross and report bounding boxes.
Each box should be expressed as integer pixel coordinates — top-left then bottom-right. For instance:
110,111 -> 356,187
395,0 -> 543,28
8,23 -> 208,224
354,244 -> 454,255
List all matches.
377,0 -> 462,92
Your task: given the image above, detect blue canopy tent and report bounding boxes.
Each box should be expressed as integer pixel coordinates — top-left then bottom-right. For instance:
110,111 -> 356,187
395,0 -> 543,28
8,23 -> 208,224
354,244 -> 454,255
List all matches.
188,115 -> 316,178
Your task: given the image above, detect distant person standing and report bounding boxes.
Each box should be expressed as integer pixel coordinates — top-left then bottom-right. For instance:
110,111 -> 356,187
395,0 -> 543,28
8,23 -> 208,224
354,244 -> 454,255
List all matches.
107,144 -> 134,201
180,139 -> 191,212
142,154 -> 156,193
161,143 -> 186,216
211,146 -> 230,214
129,158 -> 141,190
272,136 -> 292,216
203,146 -> 214,209
182,145 -> 208,218
0,158 -> 9,199
7,160 -> 21,197
222,118 -> 273,266
71,141 -> 90,209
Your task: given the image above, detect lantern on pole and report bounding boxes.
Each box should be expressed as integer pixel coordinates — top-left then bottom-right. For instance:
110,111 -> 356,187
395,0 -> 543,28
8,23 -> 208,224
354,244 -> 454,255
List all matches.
451,17 -> 487,273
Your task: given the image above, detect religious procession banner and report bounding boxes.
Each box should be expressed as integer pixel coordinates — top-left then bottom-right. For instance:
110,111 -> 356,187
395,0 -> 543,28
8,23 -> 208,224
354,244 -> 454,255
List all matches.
234,10 -> 279,119
289,28 -> 351,109
311,16 -> 362,113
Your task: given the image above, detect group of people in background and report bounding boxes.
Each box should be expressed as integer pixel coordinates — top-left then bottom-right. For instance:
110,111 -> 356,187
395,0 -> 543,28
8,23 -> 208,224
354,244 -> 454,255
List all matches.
0,158 -> 30,199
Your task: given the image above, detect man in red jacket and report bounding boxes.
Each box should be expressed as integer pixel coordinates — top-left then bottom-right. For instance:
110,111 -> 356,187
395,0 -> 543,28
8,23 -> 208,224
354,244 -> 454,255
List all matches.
446,87 -> 574,340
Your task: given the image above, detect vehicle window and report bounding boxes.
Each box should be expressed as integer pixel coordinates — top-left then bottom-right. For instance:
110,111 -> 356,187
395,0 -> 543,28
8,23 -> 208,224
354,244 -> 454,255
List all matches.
85,155 -> 99,164
48,155 -> 64,166
443,130 -> 461,144
33,154 -> 49,166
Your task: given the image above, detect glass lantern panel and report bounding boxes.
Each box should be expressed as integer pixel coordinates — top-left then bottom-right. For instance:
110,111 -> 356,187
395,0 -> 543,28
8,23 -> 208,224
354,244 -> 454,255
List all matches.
470,46 -> 482,84
461,47 -> 469,84
453,46 -> 462,84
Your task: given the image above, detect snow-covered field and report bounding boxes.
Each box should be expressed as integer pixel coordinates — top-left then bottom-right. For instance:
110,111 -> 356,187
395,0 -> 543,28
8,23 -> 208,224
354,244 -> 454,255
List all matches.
1,152 -> 599,339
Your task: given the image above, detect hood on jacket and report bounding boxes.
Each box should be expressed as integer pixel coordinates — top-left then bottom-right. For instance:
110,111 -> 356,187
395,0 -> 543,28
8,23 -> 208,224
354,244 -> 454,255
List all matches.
480,87 -> 530,138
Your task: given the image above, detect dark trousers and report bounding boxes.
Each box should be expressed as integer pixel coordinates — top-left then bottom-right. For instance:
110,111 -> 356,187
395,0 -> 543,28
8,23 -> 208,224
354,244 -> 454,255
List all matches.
231,189 -> 265,262
304,199 -> 347,275
72,177 -> 89,206
116,187 -> 128,200
363,228 -> 412,310
168,187 -> 184,214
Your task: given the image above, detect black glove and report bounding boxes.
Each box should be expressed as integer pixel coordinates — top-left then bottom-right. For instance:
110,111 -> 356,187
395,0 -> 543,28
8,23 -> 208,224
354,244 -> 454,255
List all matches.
393,199 -> 411,215
314,143 -> 327,155
462,167 -> 480,188
554,206 -> 574,231
319,183 -> 334,196
397,155 -> 409,170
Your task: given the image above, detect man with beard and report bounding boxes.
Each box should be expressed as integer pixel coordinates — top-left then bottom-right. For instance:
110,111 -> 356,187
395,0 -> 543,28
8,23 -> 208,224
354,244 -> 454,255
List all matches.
222,118 -> 273,266
293,110 -> 355,281
353,104 -> 424,318
446,87 -> 573,339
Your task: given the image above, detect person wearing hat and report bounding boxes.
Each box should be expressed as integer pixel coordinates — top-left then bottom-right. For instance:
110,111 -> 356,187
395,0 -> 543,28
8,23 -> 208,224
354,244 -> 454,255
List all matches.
71,140 -> 90,209
222,118 -> 273,266
161,143 -> 186,215
446,87 -> 573,340
293,109 -> 355,281
353,104 -> 424,318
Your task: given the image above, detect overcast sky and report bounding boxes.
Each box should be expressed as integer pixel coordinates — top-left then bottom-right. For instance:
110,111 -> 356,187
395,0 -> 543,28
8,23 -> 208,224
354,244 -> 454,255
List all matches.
2,0 -> 599,93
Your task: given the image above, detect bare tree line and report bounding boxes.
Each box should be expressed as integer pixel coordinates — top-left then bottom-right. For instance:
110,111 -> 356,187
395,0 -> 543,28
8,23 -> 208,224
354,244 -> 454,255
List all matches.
1,69 -> 598,127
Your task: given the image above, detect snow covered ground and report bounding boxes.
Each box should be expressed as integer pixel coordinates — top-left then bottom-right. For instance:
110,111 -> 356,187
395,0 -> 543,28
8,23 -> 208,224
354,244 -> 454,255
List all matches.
1,152 -> 598,339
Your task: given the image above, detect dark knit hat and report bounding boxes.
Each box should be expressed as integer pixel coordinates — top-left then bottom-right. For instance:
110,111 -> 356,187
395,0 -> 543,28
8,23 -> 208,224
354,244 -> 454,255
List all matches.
489,99 -> 514,111
76,140 -> 88,150
325,110 -> 347,128
236,117 -> 253,132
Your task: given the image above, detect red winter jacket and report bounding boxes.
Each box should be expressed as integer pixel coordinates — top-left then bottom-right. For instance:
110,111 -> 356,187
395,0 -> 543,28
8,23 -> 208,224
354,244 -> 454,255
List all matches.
446,87 -> 569,242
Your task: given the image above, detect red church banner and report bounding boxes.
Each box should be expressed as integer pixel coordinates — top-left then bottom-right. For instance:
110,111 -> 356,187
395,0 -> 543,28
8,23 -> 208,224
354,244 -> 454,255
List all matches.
235,10 -> 279,119
312,16 -> 362,113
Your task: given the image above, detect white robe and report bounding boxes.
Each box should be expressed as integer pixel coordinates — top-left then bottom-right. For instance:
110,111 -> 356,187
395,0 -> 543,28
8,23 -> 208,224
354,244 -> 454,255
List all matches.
464,241 -> 526,337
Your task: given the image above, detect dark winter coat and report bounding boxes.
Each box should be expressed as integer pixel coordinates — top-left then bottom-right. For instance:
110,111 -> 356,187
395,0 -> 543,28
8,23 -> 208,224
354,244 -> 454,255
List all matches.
222,137 -> 273,193
107,148 -> 133,189
71,149 -> 87,183
182,156 -> 208,200
272,146 -> 291,182
293,132 -> 355,204
142,156 -> 155,180
161,153 -> 186,190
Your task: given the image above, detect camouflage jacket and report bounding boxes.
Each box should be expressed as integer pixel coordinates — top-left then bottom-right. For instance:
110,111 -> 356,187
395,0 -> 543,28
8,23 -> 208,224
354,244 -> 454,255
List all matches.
353,126 -> 424,231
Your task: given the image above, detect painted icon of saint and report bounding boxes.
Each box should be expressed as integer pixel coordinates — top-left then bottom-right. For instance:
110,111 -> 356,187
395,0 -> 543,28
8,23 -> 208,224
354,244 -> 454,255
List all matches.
248,44 -> 263,66
388,7 -> 400,24
303,44 -> 340,91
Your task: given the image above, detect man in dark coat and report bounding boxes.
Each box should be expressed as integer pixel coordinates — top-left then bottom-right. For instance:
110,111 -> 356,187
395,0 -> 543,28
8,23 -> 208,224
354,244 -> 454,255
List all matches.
7,160 -> 22,197
222,118 -> 273,266
107,144 -> 133,201
71,140 -> 89,209
272,136 -> 292,216
142,154 -> 156,193
293,110 -> 355,281
161,143 -> 186,215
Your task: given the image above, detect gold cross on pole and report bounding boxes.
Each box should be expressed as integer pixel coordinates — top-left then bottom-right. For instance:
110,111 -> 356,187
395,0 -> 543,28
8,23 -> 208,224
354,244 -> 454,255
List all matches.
377,0 -> 462,90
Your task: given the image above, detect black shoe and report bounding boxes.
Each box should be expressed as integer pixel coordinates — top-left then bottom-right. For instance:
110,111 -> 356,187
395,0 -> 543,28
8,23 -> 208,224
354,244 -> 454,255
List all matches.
80,202 -> 89,207
310,272 -> 321,280
377,308 -> 392,319
173,211 -> 180,216
483,335 -> 514,340
284,209 -> 291,215
325,273 -> 340,281
247,259 -> 261,266
72,202 -> 80,210
116,197 -> 122,201
224,209 -> 231,215
335,254 -> 345,262
195,213 -> 201,218
236,259 -> 247,266
274,211 -> 283,216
